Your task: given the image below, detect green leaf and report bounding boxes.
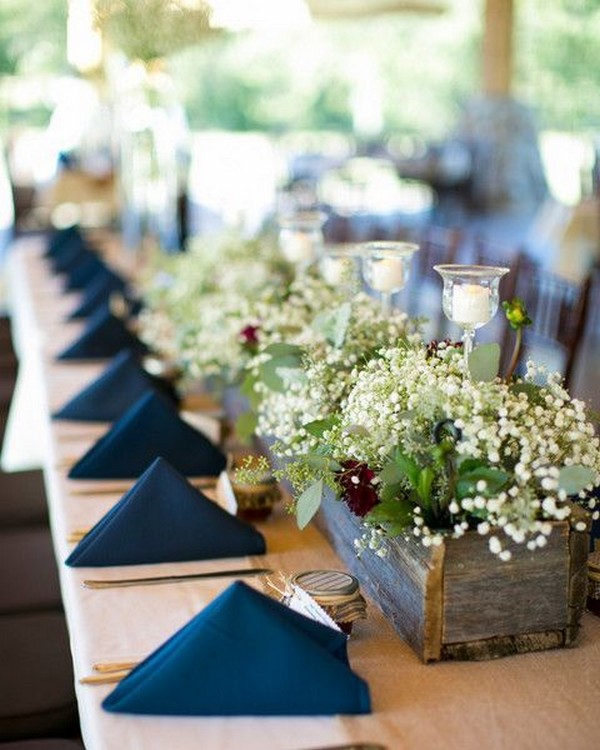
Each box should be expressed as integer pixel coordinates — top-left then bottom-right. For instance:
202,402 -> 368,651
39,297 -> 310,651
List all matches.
379,460 -> 404,486
558,465 -> 595,495
296,479 -> 324,529
456,466 -> 511,499
263,342 -> 304,357
510,381 -> 544,404
367,497 -> 413,536
343,423 -> 370,437
311,302 -> 352,348
416,466 -> 434,503
259,353 -> 303,393
239,371 -> 261,410
303,416 -> 338,438
234,411 -> 258,443
468,343 -> 500,382
392,448 -> 421,490
277,367 -> 308,386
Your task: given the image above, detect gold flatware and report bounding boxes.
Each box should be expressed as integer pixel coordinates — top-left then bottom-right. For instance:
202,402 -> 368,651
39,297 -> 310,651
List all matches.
83,567 -> 274,589
66,528 -> 91,543
69,477 -> 217,495
93,660 -> 140,673
80,669 -> 131,686
57,456 -> 78,470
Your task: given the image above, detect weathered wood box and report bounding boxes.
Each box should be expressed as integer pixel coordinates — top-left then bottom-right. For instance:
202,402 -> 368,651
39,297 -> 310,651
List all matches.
316,491 -> 590,662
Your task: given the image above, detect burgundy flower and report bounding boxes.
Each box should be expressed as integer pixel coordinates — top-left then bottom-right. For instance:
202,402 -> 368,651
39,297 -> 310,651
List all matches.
240,324 -> 260,349
337,460 -> 380,518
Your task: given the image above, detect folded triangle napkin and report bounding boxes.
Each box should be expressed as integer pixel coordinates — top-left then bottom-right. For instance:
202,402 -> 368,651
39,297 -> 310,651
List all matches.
45,224 -> 84,259
52,242 -> 94,275
53,350 -> 159,422
68,391 -> 226,479
63,254 -> 107,292
66,457 -> 266,566
57,307 -> 147,361
68,270 -> 128,320
103,580 -> 371,716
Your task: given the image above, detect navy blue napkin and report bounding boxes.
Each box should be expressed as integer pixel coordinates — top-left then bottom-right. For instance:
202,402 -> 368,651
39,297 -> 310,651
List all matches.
68,391 -> 226,479
66,457 -> 265,567
53,350 -> 161,422
103,580 -> 371,716
63,254 -> 107,292
57,307 -> 147,361
45,224 -> 84,259
68,270 -> 129,320
52,241 -> 95,274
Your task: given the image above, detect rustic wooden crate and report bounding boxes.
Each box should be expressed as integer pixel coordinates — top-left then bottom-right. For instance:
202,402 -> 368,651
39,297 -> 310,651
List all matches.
315,491 -> 590,662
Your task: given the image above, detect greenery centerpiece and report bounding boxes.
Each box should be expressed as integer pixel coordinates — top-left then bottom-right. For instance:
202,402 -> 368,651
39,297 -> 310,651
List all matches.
252,302 -> 599,660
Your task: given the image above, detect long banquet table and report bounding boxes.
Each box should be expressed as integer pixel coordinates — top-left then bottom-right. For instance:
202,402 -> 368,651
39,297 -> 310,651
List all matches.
3,235 -> 600,750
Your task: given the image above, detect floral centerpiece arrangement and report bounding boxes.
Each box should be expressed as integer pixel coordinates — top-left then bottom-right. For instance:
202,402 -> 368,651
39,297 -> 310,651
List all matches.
266,305 -> 600,561
137,228 -> 421,446
136,230 -> 291,381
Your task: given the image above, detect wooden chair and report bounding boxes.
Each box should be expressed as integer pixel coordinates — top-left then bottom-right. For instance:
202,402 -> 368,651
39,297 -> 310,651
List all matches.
404,225 -> 464,340
499,254 -> 593,389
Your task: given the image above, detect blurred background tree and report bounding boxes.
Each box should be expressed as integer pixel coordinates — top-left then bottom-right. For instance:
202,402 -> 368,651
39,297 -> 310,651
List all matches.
0,0 -> 599,138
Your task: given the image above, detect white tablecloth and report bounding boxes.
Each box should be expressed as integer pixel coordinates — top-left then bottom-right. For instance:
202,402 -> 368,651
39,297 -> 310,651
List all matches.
6,236 -> 600,750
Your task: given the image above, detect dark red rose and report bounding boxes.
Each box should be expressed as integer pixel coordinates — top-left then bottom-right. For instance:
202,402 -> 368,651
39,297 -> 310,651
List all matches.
337,460 -> 380,517
240,324 -> 260,348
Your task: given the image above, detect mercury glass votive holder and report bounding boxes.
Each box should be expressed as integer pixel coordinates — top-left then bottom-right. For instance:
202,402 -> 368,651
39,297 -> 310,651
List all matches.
361,241 -> 419,315
434,264 -> 509,371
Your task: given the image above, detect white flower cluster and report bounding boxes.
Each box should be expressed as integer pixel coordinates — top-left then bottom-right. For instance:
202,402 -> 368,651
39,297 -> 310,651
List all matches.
254,289 -> 417,455
327,342 -> 600,557
136,231 -> 291,378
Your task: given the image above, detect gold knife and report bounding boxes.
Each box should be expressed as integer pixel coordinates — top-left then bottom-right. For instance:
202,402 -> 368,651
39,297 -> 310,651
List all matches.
70,477 -> 217,495
80,669 -> 131,685
83,567 -> 273,589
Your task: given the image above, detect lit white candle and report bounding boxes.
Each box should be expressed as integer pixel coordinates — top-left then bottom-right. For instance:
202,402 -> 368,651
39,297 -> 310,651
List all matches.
369,257 -> 406,292
280,231 -> 316,263
452,284 -> 491,325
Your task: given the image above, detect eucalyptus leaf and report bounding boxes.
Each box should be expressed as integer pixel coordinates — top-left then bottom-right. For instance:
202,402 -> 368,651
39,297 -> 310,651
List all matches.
456,466 -> 511,499
259,359 -> 286,392
468,343 -> 500,382
234,411 -> 258,443
558,465 -> 595,495
296,479 -> 324,529
239,371 -> 261,410
312,302 -> 352,348
263,342 -> 304,357
303,416 -> 338,437
510,381 -> 544,404
259,353 -> 303,393
277,367 -> 308,386
343,423 -> 370,437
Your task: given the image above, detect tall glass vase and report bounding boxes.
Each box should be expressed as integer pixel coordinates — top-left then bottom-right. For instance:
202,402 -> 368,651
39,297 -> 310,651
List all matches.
116,60 -> 188,258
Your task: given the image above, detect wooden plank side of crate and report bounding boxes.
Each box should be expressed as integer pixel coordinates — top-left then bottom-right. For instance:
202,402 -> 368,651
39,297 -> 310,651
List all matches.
566,504 -> 591,645
442,522 -> 571,645
316,492 -> 444,661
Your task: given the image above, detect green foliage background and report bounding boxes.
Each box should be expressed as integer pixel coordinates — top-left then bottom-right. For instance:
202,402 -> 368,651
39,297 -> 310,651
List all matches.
0,0 -> 599,137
